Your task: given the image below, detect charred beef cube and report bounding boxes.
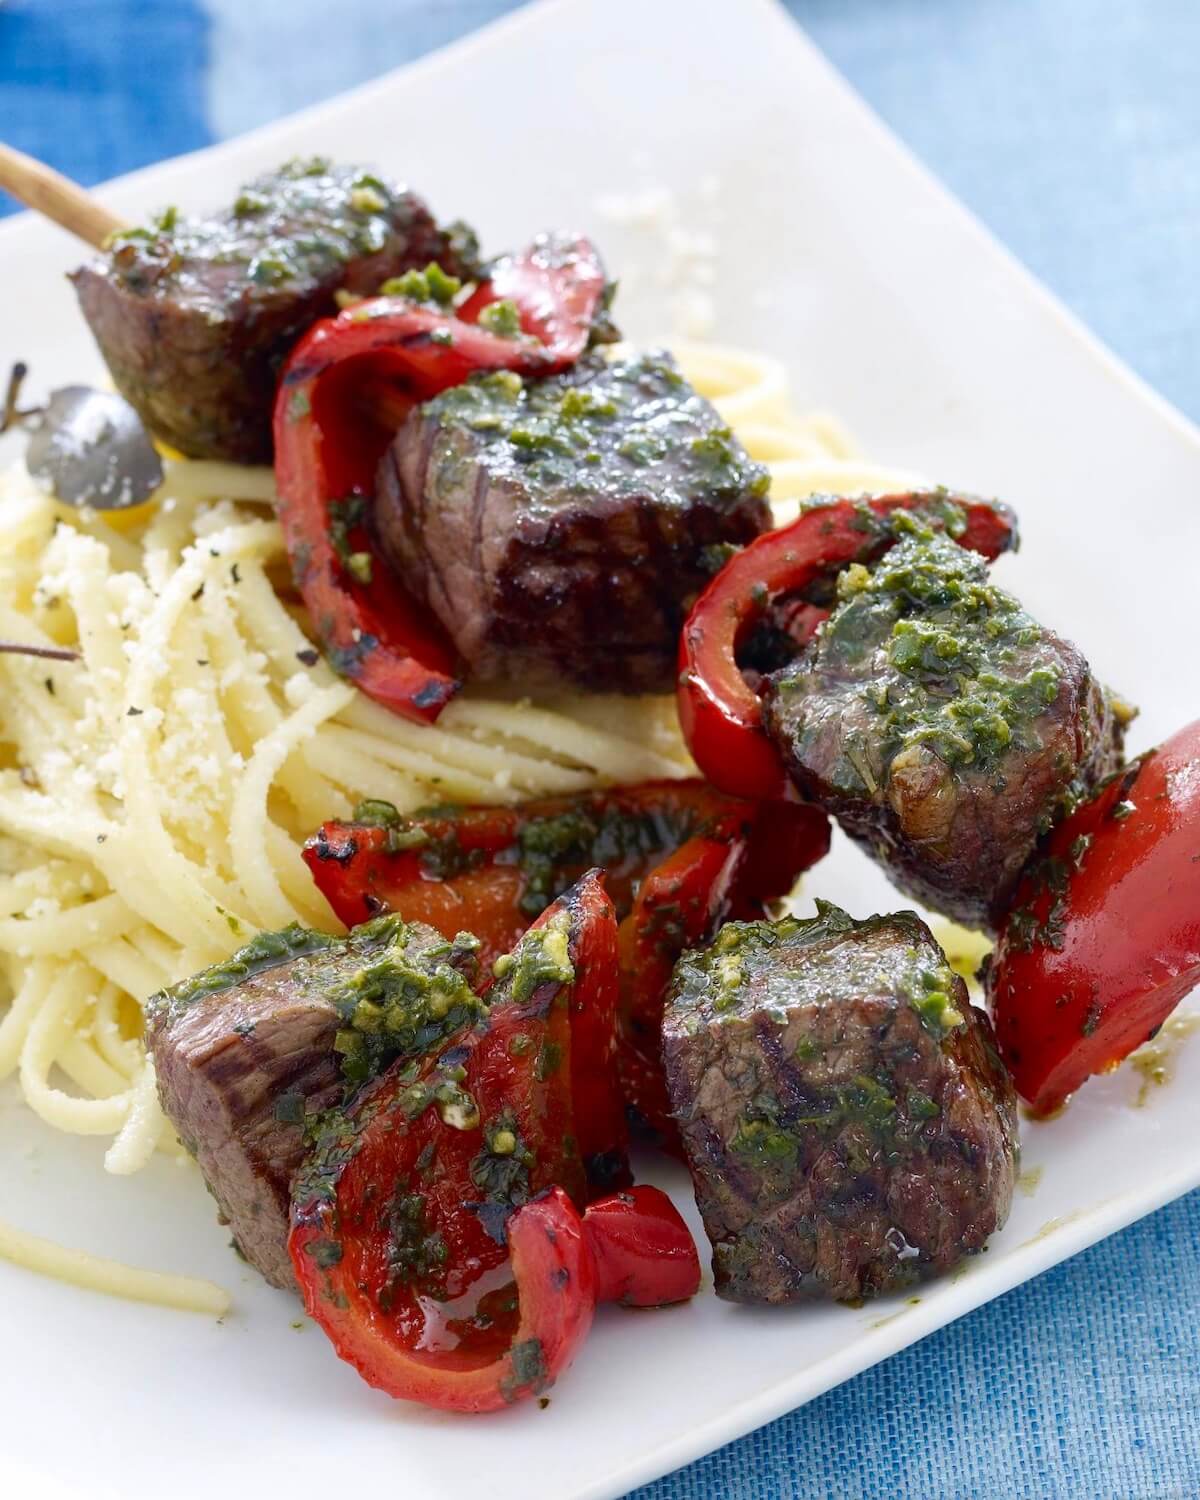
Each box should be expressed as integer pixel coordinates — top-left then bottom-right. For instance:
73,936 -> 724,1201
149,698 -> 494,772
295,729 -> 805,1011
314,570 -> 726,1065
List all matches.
763,529 -> 1125,929
374,350 -> 771,695
72,158 -> 476,462
662,904 -> 1017,1303
146,916 -> 484,1290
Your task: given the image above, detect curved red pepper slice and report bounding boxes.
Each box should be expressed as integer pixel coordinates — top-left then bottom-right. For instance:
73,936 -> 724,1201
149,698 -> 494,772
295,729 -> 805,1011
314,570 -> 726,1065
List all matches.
989,718 -> 1200,1114
302,780 -> 771,969
457,231 -> 610,362
288,881 -> 602,1411
617,833 -> 744,1147
272,235 -> 609,722
583,1185 -> 700,1308
556,872 -> 629,1194
677,491 -> 1019,799
294,1178 -> 594,1413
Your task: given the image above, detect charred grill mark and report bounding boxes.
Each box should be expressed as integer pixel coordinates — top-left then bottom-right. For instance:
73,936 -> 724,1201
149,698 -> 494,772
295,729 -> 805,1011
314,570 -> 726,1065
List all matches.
413,678 -> 459,710
281,360 -> 323,387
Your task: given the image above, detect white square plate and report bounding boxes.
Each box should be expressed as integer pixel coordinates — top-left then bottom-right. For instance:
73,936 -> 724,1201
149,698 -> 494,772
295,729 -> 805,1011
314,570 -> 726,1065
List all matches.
3,2 -> 1199,1496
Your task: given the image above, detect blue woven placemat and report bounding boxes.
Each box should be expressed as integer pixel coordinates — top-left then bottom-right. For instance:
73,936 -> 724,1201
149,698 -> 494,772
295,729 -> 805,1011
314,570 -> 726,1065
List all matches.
2,3 -> 1198,1495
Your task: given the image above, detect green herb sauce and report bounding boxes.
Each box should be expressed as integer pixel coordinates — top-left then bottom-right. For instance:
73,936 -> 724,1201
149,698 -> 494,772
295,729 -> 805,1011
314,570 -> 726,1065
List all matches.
420,350 -> 768,511
667,902 -> 963,1047
351,793 -> 720,920
150,913 -> 486,1091
500,1338 -> 550,1402
380,261 -> 462,306
469,1109 -> 536,1210
381,1190 -> 449,1301
477,298 -> 522,337
500,911 -> 574,1005
791,529 -> 1063,778
107,160 -> 434,304
146,924 -> 336,1022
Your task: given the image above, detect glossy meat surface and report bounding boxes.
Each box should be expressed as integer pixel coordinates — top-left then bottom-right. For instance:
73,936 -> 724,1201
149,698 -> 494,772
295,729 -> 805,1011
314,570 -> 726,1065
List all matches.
146,918 -> 482,1289
662,905 -> 1018,1303
374,350 -> 771,694
73,158 -> 470,461
763,532 -> 1124,927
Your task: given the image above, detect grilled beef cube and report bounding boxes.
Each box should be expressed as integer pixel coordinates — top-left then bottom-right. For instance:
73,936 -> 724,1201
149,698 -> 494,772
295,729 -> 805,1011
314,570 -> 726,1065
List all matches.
763,530 -> 1124,929
146,916 -> 483,1289
662,905 -> 1017,1304
374,350 -> 771,695
72,158 -> 474,462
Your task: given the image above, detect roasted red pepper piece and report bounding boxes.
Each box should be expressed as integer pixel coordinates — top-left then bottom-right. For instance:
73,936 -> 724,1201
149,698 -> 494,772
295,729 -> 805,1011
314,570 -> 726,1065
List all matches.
271,236 -> 609,722
559,873 -> 629,1193
295,1176 -> 594,1413
289,880 -> 603,1411
304,783 -> 830,1155
303,780 -> 776,969
457,231 -> 610,362
617,834 -> 744,1146
677,491 -> 1019,799
582,1185 -> 701,1308
989,718 -> 1200,1115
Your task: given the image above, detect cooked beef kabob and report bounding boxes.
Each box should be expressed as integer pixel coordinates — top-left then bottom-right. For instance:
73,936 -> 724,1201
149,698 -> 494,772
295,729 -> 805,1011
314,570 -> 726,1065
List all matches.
5,150 -> 770,712
680,494 -> 1129,930
375,349 -> 771,695
271,260 -> 772,714
73,158 -> 479,461
763,527 -> 1125,928
662,903 -> 1017,1303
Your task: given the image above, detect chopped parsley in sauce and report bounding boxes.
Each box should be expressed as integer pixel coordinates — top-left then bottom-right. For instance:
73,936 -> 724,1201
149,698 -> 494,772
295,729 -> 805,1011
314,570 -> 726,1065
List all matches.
107,160 -> 435,305
419,350 -> 769,510
149,913 -> 486,1090
801,529 -> 1063,776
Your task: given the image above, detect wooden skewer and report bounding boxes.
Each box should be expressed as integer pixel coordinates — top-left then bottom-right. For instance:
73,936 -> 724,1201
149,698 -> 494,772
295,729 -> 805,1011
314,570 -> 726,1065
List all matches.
0,142 -> 128,249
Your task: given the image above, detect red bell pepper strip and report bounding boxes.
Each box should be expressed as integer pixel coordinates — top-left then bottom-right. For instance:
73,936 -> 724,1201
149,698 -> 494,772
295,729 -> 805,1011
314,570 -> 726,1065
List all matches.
617,834 -> 745,1146
988,718 -> 1200,1115
272,235 -> 609,722
582,1185 -> 701,1308
677,491 -> 1019,800
302,780 -> 782,970
542,870 -> 630,1195
457,231 -> 611,361
289,879 -> 699,1412
289,881 -> 596,1410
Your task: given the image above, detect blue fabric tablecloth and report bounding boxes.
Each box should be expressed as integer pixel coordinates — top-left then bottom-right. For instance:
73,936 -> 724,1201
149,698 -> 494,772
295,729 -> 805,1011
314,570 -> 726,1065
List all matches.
3,3 -> 1198,1495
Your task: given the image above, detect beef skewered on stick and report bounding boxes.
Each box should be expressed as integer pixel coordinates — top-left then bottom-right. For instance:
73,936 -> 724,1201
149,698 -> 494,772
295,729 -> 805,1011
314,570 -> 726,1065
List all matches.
1,144 -> 478,463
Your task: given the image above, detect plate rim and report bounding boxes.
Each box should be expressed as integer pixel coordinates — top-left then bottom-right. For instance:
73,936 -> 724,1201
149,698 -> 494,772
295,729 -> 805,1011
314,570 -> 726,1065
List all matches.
2,2 -> 1199,1495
